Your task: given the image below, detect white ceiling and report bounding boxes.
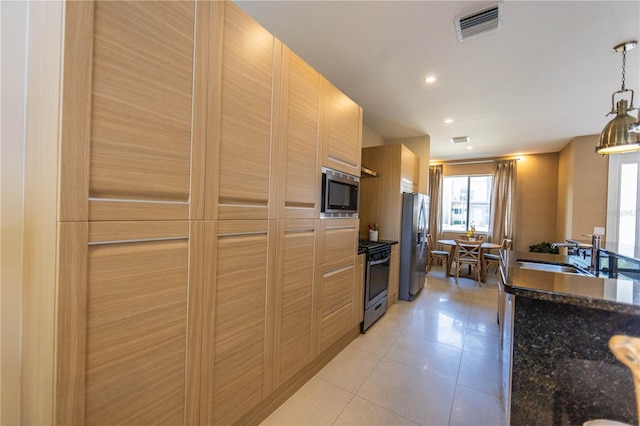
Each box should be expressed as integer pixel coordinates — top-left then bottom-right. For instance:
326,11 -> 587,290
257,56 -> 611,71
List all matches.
235,0 -> 640,161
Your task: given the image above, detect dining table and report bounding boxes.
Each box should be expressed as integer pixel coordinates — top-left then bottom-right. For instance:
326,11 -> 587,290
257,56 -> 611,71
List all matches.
437,239 -> 501,282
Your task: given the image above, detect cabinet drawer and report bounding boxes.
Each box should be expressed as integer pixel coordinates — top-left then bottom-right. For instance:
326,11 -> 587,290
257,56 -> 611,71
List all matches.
318,218 -> 358,264
318,262 -> 354,312
319,301 -> 353,352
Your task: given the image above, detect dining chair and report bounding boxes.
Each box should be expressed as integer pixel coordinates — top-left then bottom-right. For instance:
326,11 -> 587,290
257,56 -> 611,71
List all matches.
484,238 -> 513,278
426,233 -> 450,273
453,239 -> 483,285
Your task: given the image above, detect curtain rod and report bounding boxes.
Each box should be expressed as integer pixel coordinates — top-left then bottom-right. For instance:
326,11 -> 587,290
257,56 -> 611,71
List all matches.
444,160 -> 493,166
430,157 -> 520,166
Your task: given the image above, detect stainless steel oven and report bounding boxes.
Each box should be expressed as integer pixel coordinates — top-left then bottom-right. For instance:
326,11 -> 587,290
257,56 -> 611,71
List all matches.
360,241 -> 390,332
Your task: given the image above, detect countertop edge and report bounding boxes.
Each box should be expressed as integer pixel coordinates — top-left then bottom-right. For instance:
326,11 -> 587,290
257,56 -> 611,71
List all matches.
505,251 -> 640,315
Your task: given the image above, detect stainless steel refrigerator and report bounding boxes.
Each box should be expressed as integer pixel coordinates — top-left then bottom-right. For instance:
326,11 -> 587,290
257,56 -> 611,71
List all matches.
399,192 -> 429,301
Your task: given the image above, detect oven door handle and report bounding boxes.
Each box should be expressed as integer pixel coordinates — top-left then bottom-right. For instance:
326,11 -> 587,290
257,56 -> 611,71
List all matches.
369,256 -> 390,266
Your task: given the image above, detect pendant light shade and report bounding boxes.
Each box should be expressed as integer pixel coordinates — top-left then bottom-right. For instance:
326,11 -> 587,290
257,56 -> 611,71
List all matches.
597,99 -> 640,154
596,40 -> 640,155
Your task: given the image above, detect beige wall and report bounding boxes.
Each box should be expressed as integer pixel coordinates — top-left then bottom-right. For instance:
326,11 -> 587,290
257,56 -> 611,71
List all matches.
557,143 -> 573,242
438,153 -> 560,252
1,1 -> 28,424
387,135 -> 430,194
362,123 -> 384,148
557,135 -> 608,245
515,153 -> 559,252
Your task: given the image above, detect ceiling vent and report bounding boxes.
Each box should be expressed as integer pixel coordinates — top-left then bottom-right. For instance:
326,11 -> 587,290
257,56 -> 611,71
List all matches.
451,136 -> 470,144
455,3 -> 503,42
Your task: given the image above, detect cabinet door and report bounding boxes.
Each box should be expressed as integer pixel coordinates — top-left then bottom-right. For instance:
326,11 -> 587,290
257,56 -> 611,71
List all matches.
206,3 -> 280,220
201,220 -> 276,425
317,260 -> 356,353
321,79 -> 363,176
317,218 -> 359,265
56,221 -> 201,425
278,47 -> 322,219
401,145 -> 419,193
60,1 -> 209,222
274,219 -> 316,387
315,218 -> 358,353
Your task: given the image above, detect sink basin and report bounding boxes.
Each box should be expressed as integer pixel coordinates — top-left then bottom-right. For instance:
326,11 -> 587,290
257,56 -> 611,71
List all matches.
517,259 -> 593,276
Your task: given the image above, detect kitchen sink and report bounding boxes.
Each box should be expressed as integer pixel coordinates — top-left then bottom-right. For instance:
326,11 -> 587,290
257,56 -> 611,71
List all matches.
517,259 -> 593,276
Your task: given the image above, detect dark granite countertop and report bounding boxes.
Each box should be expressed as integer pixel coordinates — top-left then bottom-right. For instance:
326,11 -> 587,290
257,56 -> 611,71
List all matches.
505,251 -> 640,315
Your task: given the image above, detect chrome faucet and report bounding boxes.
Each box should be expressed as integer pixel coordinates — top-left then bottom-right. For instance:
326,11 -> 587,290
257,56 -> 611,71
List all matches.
551,240 -> 580,249
586,234 -> 601,272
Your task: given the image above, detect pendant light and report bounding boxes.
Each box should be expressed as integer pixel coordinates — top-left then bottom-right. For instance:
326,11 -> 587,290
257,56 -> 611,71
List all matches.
596,40 -> 640,155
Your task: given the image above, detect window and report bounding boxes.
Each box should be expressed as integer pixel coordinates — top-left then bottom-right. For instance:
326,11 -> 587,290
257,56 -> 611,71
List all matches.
607,152 -> 640,258
442,175 -> 492,233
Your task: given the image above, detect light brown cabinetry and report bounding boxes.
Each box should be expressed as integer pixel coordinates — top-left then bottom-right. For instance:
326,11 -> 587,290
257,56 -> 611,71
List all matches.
360,144 -> 419,308
316,219 -> 359,352
274,219 -> 317,387
60,1 -> 208,222
22,1 -> 362,425
206,2 -> 280,220
278,47 -> 322,219
322,79 -> 363,176
56,222 -> 201,425
359,144 -> 419,241
201,220 -> 276,425
401,146 -> 420,192
23,2 -> 208,424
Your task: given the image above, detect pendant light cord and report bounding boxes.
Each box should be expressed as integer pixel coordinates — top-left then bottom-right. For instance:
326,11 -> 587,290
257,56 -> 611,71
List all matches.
621,45 -> 627,92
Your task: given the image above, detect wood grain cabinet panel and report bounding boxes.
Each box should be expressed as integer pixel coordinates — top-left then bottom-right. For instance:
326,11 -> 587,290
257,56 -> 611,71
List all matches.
319,300 -> 354,352
60,1 -> 209,221
55,221 -> 201,426
321,79 -> 362,176
318,261 -> 355,313
277,47 -> 322,219
318,218 -> 358,264
274,219 -> 316,387
401,145 -> 419,192
206,3 -> 280,220
315,218 -> 358,354
201,220 -> 276,425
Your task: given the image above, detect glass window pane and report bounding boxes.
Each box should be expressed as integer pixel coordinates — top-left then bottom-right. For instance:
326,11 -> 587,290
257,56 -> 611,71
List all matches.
442,175 -> 492,233
442,176 -> 468,232
618,163 -> 638,257
469,176 -> 491,232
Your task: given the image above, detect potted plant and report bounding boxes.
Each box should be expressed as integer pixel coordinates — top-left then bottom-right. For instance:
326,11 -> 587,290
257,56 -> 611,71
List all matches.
529,241 -> 559,254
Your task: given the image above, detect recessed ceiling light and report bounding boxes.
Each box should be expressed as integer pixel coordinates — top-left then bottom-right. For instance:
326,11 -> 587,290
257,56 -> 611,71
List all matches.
444,118 -> 454,124
425,76 -> 437,83
466,146 -> 473,150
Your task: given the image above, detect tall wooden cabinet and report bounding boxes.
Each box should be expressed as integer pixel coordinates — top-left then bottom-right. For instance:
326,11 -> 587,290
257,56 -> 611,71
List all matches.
322,79 -> 363,176
22,1 -> 362,425
23,2 -> 207,424
206,2 -> 280,220
278,47 -> 322,219
359,144 -> 419,308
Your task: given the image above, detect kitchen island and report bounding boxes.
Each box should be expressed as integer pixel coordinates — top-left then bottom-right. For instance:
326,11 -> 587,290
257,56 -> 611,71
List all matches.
503,251 -> 640,425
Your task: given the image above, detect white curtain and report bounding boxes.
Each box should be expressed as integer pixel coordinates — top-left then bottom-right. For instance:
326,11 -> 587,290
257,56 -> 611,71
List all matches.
489,160 -> 517,244
428,165 -> 443,242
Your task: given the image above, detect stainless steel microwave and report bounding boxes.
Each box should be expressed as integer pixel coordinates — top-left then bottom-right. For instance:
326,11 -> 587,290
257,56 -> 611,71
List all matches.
321,167 -> 359,218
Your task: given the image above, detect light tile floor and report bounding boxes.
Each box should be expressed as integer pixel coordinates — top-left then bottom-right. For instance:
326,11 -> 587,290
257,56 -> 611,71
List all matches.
261,266 -> 509,426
